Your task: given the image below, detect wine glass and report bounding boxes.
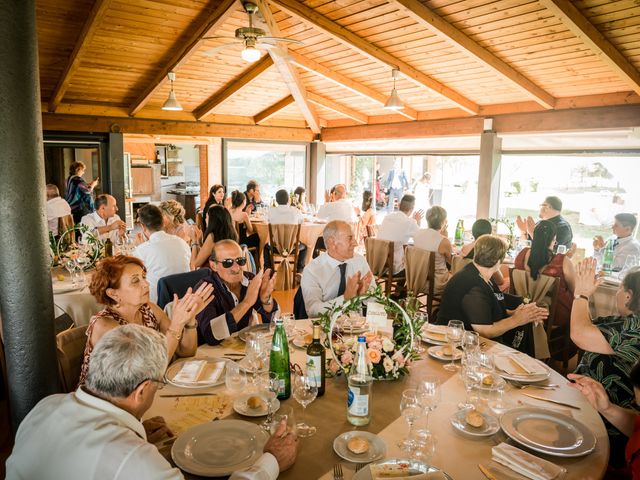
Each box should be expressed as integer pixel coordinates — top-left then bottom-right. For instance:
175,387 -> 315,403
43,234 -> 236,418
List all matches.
444,320 -> 464,371
281,313 -> 296,338
259,372 -> 280,431
270,404 -> 296,437
63,258 -> 78,287
461,355 -> 480,410
398,389 -> 422,453
461,330 -> 480,366
417,376 -> 440,436
413,312 -> 428,355
225,361 -> 247,396
292,372 -> 318,437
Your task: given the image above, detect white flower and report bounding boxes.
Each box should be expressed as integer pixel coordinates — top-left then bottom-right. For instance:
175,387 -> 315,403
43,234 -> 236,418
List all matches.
382,338 -> 395,353
383,357 -> 394,373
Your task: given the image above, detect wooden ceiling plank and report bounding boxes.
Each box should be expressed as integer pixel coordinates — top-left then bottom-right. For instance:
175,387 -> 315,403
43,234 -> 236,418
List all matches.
306,91 -> 368,123
129,0 -> 240,115
268,0 -> 479,114
256,0 -> 321,134
48,0 -> 113,112
390,0 -> 556,109
539,0 -> 640,95
193,55 -> 274,120
288,51 -> 417,120
254,95 -> 295,123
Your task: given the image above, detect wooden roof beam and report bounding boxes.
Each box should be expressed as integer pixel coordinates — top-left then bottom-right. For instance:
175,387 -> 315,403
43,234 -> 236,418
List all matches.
48,0 -> 113,112
193,55 -> 274,120
539,0 -> 640,96
129,0 -> 240,116
254,95 -> 295,124
288,51 -> 417,120
268,0 -> 479,115
256,0 -> 321,134
391,0 -> 556,110
307,92 -> 368,124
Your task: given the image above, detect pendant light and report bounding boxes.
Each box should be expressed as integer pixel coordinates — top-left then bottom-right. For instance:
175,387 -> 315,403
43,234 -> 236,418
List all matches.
384,68 -> 404,110
241,38 -> 261,63
162,72 -> 183,111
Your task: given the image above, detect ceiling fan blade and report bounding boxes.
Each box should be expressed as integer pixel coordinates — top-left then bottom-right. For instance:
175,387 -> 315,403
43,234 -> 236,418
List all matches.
259,36 -> 304,45
202,42 -> 243,56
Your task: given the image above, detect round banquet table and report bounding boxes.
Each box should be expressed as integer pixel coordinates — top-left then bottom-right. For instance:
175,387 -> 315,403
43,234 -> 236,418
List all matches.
146,320 -> 609,480
51,267 -> 101,327
252,220 -> 326,268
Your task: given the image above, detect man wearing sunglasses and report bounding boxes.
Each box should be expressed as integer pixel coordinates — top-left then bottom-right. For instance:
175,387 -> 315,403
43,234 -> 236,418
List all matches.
195,239 -> 278,345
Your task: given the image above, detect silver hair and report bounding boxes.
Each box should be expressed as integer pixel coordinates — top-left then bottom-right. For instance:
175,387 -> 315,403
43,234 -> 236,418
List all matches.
85,324 -> 167,398
323,220 -> 349,244
426,205 -> 447,230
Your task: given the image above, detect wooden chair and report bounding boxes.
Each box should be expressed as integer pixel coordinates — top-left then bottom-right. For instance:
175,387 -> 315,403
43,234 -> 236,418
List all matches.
366,224 -> 378,238
57,214 -> 75,241
404,246 -> 439,318
451,255 -> 472,275
236,221 -> 258,261
56,325 -> 88,393
268,223 -> 302,291
364,237 -> 405,297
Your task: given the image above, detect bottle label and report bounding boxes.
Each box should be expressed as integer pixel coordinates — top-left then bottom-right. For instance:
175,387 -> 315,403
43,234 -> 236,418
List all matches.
306,355 -> 322,385
276,378 -> 286,395
347,386 -> 369,416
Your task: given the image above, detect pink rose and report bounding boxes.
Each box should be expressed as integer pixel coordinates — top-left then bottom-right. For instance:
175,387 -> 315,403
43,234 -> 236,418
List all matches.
368,340 -> 383,352
341,351 -> 353,365
383,357 -> 394,373
328,359 -> 340,374
365,332 -> 379,343
392,351 -> 405,367
367,348 -> 382,364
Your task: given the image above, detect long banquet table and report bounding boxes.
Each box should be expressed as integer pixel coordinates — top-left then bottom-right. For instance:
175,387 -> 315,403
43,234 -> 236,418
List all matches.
146,320 -> 609,480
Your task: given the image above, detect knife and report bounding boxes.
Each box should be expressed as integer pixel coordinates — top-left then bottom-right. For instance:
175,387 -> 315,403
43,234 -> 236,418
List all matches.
478,464 -> 497,480
521,392 -> 581,410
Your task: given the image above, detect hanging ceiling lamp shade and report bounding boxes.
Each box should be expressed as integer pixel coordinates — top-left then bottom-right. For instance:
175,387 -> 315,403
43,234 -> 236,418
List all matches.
384,68 -> 404,110
241,38 -> 261,62
162,72 -> 183,111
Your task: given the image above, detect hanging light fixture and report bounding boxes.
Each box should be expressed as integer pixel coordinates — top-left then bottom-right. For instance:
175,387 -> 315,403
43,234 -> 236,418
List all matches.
241,38 -> 261,63
384,68 -> 404,110
162,72 -> 183,111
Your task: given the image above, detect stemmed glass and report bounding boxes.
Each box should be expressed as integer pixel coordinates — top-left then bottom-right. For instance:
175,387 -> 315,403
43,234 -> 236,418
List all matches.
281,313 -> 296,338
461,354 -> 480,410
398,389 -> 422,453
292,372 -> 318,437
413,312 -> 428,355
225,361 -> 247,396
417,376 -> 440,437
444,320 -> 464,371
63,258 -> 78,287
245,333 -> 268,385
461,330 -> 480,366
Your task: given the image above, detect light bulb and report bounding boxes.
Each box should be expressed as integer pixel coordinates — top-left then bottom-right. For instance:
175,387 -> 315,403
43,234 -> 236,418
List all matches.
241,45 -> 261,62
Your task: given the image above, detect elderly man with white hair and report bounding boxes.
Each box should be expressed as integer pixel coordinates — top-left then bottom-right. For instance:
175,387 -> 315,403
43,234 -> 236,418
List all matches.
46,183 -> 71,236
7,324 -> 297,479
316,184 -> 357,223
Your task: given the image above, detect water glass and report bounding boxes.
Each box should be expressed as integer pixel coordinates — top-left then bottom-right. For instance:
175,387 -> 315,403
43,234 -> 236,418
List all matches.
416,376 -> 440,435
461,331 -> 480,365
292,373 -> 318,437
398,389 -> 422,453
444,320 -> 464,371
260,372 -> 280,431
413,312 -> 428,354
225,361 -> 247,395
461,358 -> 480,409
270,404 -> 297,437
63,258 -> 78,286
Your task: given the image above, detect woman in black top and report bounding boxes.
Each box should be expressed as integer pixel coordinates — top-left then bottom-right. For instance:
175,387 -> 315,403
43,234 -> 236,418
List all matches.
437,235 -> 548,355
201,184 -> 225,231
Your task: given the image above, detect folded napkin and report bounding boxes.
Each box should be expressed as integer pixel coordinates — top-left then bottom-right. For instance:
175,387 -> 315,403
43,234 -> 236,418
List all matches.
494,353 -> 547,375
369,463 -> 447,480
172,360 -> 225,384
492,443 -> 566,480
422,325 -> 448,341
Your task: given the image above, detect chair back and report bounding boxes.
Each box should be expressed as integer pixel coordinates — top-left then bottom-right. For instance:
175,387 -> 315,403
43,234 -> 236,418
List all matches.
156,268 -> 212,309
293,287 -> 308,320
364,237 -> 401,296
366,224 -> 378,238
404,246 -> 437,316
268,223 -> 302,291
451,256 -> 472,275
56,325 -> 89,392
58,214 -> 74,236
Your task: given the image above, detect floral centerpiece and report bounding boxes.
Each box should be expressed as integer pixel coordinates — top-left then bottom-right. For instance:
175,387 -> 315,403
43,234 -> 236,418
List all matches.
52,224 -> 105,269
489,217 -> 517,252
317,287 -> 426,380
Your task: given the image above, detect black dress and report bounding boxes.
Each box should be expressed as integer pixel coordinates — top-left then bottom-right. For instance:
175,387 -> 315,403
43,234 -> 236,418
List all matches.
238,222 -> 260,251
437,262 -> 534,356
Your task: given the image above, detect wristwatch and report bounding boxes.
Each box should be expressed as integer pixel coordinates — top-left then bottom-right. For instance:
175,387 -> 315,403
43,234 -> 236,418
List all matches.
573,294 -> 590,302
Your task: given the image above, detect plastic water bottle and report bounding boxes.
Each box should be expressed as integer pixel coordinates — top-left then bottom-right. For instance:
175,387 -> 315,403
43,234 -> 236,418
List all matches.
269,318 -> 291,400
347,336 -> 373,426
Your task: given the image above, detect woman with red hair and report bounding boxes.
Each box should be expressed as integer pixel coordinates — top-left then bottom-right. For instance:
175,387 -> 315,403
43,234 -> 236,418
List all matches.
78,255 -> 213,386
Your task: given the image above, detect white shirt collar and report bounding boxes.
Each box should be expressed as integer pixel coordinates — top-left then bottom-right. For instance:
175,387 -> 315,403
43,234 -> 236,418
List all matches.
148,230 -> 169,242
324,252 -> 350,268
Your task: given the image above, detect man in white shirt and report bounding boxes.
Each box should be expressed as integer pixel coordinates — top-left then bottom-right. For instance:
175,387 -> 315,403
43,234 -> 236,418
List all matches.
6,324 -> 297,480
316,184 -> 357,223
377,194 -> 423,274
300,220 -> 374,317
80,193 -> 126,243
266,189 -> 307,270
133,204 -> 191,303
593,213 -> 640,271
46,183 -> 71,235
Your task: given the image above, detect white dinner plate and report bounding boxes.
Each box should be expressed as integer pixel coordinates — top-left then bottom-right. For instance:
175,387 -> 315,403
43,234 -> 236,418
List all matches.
353,459 -> 453,480
238,323 -> 271,342
233,393 -> 280,417
172,419 -> 269,476
427,345 -> 463,361
165,358 -> 227,389
495,358 -> 551,384
500,407 -> 596,457
52,279 -> 85,294
450,409 -> 500,437
333,431 -> 386,463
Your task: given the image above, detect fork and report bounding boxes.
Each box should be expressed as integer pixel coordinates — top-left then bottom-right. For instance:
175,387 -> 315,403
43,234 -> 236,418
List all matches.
355,463 -> 365,472
333,463 -> 344,480
509,380 -> 558,390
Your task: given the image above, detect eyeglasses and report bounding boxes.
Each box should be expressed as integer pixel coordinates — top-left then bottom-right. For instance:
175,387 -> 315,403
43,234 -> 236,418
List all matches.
135,377 -> 166,390
539,203 -> 549,208
215,257 -> 247,268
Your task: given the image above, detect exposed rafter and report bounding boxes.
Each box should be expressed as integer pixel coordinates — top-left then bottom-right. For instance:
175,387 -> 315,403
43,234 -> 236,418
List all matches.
307,92 -> 368,124
256,0 -> 321,133
288,51 -> 417,120
48,0 -> 112,112
254,95 -> 295,124
193,55 -> 274,120
391,0 -> 556,110
539,0 -> 640,96
268,0 -> 479,114
129,0 -> 240,116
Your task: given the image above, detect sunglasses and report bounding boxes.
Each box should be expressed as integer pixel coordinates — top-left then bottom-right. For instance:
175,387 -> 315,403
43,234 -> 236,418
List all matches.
215,257 -> 247,268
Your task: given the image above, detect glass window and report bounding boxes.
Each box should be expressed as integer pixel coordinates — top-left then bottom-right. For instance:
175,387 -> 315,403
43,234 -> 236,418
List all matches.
224,141 -> 306,201
498,154 -> 640,252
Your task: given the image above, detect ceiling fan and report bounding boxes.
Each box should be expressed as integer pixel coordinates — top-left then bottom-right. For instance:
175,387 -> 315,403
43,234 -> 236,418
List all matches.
202,1 -> 303,62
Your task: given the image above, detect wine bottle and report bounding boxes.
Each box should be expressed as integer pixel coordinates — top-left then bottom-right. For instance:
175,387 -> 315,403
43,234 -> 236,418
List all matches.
306,324 -> 326,396
269,318 -> 291,400
104,238 -> 113,257
347,336 -> 372,426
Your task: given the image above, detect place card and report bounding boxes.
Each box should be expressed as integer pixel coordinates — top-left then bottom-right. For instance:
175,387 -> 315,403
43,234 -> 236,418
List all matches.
367,301 -> 392,335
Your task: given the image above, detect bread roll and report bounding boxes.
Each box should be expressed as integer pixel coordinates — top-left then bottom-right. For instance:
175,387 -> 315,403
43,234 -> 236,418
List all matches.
482,374 -> 494,386
346,436 -> 370,454
246,395 -> 265,410
465,410 -> 484,428
442,344 -> 454,356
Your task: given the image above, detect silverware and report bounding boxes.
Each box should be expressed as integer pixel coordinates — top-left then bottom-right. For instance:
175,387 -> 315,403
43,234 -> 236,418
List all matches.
509,380 -> 558,390
333,463 -> 343,480
160,393 -> 217,398
355,463 -> 365,472
521,392 -> 581,410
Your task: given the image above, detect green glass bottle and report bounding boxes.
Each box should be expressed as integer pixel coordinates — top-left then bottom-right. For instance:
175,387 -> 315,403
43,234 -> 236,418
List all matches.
454,219 -> 464,247
602,239 -> 615,273
269,317 -> 291,400
306,324 -> 326,396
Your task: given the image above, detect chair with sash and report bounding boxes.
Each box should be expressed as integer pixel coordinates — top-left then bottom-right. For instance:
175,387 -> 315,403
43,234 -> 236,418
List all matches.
268,223 -> 302,291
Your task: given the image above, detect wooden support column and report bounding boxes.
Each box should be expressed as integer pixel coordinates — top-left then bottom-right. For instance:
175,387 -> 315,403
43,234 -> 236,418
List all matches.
309,142 -> 326,205
199,140 -> 223,207
476,132 -> 502,219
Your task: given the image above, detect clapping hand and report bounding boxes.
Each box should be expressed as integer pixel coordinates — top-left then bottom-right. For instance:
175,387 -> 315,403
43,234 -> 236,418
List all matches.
358,271 -> 373,295
512,302 -> 549,327
171,284 -> 214,327
413,209 -> 424,223
516,215 -> 526,234
574,258 -> 600,297
526,216 -> 536,237
593,235 -> 605,251
245,269 -> 264,305
259,268 -> 276,303
143,416 -> 173,444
